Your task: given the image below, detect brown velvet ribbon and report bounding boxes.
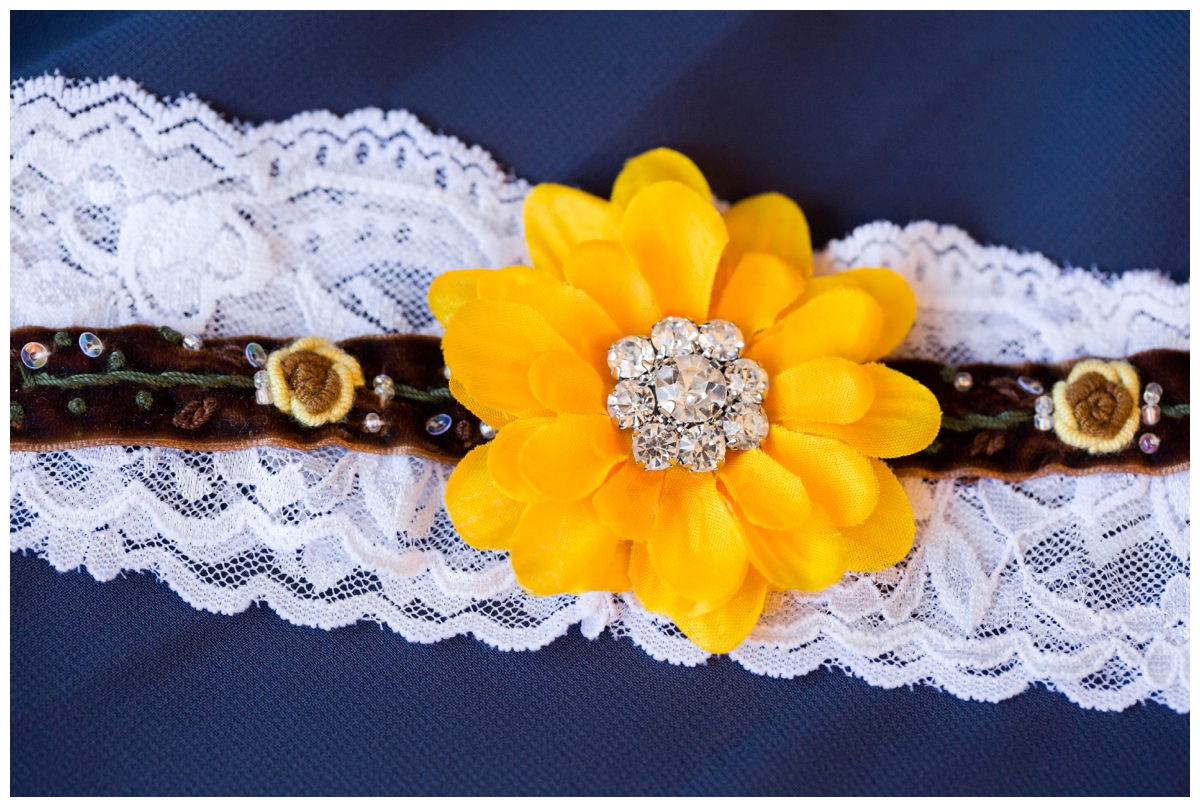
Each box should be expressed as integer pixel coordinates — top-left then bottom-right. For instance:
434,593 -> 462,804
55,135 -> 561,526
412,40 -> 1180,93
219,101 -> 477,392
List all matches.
10,326 -> 1189,481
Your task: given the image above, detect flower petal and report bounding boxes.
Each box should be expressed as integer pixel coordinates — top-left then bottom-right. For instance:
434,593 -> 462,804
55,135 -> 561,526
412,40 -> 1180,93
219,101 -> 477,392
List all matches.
672,567 -> 768,654
782,363 -> 942,458
711,251 -> 806,335
765,356 -> 875,425
717,448 -> 811,530
510,498 -> 623,595
487,416 -> 555,503
562,239 -> 662,336
620,181 -> 728,322
502,281 -> 623,379
737,505 -> 847,592
744,287 -> 883,376
628,542 -> 727,618
444,443 -> 527,551
448,376 -> 523,430
647,470 -> 748,604
429,269 -> 489,327
528,351 -> 607,414
519,413 -> 628,501
778,269 -> 916,360
476,265 -> 557,301
524,184 -> 621,279
441,299 -> 575,414
764,426 -> 878,526
713,192 -> 813,305
610,148 -> 711,210
592,459 -> 665,544
595,540 -> 634,592
839,460 -> 915,572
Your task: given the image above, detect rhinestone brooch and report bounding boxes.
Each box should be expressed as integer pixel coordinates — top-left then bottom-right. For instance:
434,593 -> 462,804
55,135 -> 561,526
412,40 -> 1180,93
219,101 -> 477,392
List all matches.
606,317 -> 768,472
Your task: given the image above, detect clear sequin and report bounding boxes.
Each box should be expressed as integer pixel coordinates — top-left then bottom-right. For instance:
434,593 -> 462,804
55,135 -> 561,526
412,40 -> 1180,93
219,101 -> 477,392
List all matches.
697,319 -> 744,361
1035,395 -> 1053,415
723,401 -> 769,449
255,386 -> 273,406
479,422 -> 497,440
1139,433 -> 1160,454
607,336 -> 655,380
253,370 -> 269,390
655,355 -> 727,422
650,317 -> 699,358
182,334 -> 203,351
20,342 -> 49,369
364,413 -> 382,433
245,342 -> 267,367
678,422 -> 726,472
426,413 -> 453,435
1017,376 -> 1044,395
633,421 -> 678,470
443,365 -> 452,380
1143,382 -> 1163,406
1142,405 -> 1160,426
953,371 -> 973,392
78,332 -> 104,357
1034,413 -> 1053,431
607,379 -> 656,429
374,374 -> 395,402
726,358 -> 769,403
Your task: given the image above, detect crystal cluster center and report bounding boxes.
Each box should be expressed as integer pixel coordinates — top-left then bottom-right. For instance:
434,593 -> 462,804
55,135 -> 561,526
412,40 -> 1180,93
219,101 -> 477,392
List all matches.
606,317 -> 769,472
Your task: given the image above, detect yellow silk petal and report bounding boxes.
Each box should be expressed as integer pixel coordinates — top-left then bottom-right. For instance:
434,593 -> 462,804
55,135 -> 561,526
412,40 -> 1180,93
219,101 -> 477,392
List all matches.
592,459 -> 665,544
524,184 -> 621,279
441,300 -> 575,413
713,192 -> 813,305
672,567 -> 768,654
528,351 -> 607,414
519,414 -> 628,501
783,363 -> 942,458
764,427 -> 879,527
610,148 -> 712,210
627,542 -> 735,619
487,416 -> 555,503
647,470 -> 748,604
476,265 -> 556,301
840,460 -> 915,572
777,269 -> 916,360
448,376 -> 520,430
510,499 -> 622,595
428,269 -> 489,327
444,443 -> 527,551
711,251 -> 807,335
737,506 -> 847,593
593,540 -> 634,592
745,287 -> 883,376
619,181 -> 728,322
765,356 -> 875,425
562,239 -> 662,336
503,281 -> 623,379
716,448 -> 811,531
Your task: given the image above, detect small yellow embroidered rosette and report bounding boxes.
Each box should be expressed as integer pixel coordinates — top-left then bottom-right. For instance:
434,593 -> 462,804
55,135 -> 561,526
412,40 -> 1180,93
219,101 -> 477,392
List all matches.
1051,359 -> 1141,454
430,148 -> 942,653
266,336 -> 365,427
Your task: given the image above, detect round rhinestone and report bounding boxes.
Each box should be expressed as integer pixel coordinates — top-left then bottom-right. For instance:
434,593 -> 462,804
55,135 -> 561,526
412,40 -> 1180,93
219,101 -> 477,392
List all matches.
1142,405 -> 1161,426
697,319 -> 744,361
633,421 -> 678,470
726,358 -> 769,403
679,423 -> 726,472
245,342 -> 267,368
363,413 -> 382,433
1035,394 -> 1053,414
650,317 -> 699,358
953,371 -> 973,392
426,413 -> 453,435
255,386 -> 273,406
182,333 -> 203,351
1139,433 -> 1160,454
78,332 -> 104,357
655,355 -> 727,422
479,422 -> 497,440
723,401 -> 769,449
374,374 -> 396,402
606,336 -> 655,380
1143,382 -> 1163,406
1034,413 -> 1054,431
20,342 -> 49,369
253,370 -> 269,390
1017,376 -> 1044,395
607,379 -> 656,429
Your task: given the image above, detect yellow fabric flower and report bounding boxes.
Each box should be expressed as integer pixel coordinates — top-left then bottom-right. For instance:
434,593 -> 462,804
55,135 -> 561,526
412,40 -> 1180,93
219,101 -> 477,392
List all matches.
1051,359 -> 1140,454
266,336 -> 365,427
430,148 -> 942,654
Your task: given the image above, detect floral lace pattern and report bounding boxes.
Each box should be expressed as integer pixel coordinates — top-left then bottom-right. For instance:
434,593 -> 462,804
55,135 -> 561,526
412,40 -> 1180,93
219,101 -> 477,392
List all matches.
10,76 -> 1189,712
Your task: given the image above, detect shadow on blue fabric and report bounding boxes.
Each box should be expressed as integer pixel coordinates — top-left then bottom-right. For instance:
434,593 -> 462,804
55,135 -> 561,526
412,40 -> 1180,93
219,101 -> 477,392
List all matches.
10,10 -> 1189,795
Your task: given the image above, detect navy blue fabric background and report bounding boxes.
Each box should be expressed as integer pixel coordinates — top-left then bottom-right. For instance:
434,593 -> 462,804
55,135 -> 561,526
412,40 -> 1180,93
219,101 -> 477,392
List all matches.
10,11 -> 1189,795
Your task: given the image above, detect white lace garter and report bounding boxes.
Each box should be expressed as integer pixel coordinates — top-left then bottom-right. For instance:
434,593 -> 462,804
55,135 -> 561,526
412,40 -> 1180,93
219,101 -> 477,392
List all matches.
10,76 -> 1190,713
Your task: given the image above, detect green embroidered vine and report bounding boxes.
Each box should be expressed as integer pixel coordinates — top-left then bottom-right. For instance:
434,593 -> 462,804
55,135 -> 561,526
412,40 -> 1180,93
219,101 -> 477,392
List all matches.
1163,403 -> 1189,418
939,410 -> 1034,432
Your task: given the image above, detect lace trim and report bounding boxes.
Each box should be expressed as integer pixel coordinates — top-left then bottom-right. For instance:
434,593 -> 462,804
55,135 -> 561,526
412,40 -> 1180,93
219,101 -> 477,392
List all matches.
10,76 -> 1190,712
